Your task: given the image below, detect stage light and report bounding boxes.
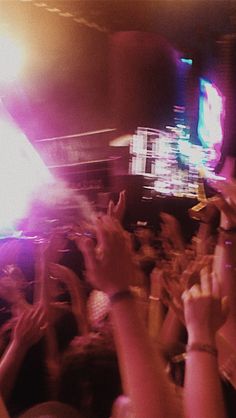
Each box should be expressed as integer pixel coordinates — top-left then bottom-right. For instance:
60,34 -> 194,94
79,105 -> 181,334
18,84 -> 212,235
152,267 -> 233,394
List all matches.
0,100 -> 52,234
0,31 -> 25,83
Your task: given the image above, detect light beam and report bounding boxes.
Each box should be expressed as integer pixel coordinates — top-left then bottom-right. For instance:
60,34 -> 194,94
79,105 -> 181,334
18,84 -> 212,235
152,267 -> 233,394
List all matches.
0,100 -> 52,233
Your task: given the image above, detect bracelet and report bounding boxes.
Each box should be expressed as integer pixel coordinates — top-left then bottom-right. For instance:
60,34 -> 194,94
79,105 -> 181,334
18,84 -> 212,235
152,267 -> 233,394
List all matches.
186,343 -> 217,357
109,289 -> 133,304
149,295 -> 161,302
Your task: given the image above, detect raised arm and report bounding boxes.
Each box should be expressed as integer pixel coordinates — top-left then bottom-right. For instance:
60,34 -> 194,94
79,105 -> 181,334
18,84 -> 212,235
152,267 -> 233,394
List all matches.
0,306 -> 46,401
77,216 -> 183,418
107,190 -> 126,223
210,180 -> 236,348
49,262 -> 89,335
183,268 -> 228,418
148,267 -> 166,341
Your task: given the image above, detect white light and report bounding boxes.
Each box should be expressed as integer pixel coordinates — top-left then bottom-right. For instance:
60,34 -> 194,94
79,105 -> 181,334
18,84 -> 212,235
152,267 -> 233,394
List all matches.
0,32 -> 25,83
0,100 -> 52,231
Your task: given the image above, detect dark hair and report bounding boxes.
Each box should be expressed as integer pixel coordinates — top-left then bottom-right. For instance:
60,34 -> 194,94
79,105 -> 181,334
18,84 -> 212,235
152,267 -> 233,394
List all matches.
58,332 -> 122,418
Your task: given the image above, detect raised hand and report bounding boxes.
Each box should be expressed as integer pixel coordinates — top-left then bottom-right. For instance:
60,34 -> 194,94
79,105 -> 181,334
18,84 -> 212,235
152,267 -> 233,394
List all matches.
77,215 -> 134,296
49,261 -> 87,300
49,262 -> 88,334
0,305 -> 47,402
182,268 -> 228,345
13,305 -> 47,349
209,179 -> 236,228
209,178 -> 236,204
181,255 -> 213,289
49,262 -> 77,283
159,256 -> 213,324
183,269 -> 229,418
107,190 -> 126,222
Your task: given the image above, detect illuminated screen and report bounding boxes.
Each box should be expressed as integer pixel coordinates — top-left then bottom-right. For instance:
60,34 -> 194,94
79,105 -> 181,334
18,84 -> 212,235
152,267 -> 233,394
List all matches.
198,78 -> 224,152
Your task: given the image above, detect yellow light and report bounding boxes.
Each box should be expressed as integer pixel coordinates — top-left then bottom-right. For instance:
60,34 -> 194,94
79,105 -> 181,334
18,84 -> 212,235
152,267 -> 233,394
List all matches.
0,32 -> 25,83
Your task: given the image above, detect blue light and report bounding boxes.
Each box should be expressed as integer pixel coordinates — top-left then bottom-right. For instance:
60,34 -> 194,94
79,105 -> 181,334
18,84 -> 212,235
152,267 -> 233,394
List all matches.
180,58 -> 193,65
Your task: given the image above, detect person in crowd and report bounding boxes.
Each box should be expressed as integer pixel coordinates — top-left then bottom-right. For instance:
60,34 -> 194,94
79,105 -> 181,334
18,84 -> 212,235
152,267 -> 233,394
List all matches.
183,267 -> 228,418
76,215 -> 183,418
0,306 -> 47,403
0,183 -> 235,418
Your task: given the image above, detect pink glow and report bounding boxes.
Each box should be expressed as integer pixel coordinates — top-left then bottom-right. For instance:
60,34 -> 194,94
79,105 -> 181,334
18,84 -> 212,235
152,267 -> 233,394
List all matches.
0,100 -> 52,231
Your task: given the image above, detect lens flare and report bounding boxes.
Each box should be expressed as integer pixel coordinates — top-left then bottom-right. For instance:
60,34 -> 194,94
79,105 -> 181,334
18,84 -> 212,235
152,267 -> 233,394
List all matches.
0,100 -> 52,232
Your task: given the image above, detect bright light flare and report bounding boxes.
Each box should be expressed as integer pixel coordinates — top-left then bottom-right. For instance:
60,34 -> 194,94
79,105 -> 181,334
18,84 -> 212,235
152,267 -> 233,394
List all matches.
0,100 -> 52,232
0,32 -> 25,83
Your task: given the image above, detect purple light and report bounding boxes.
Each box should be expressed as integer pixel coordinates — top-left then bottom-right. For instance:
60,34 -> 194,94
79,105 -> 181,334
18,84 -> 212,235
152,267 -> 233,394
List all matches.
0,100 -> 52,232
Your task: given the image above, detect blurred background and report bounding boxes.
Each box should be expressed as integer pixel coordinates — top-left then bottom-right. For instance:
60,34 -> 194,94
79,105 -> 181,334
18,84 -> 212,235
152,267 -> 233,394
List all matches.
0,0 -> 233,140
0,0 -> 235,234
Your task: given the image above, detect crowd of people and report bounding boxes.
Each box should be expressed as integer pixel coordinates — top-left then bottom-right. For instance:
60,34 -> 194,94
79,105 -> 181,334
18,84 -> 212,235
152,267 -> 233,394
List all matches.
0,159 -> 235,418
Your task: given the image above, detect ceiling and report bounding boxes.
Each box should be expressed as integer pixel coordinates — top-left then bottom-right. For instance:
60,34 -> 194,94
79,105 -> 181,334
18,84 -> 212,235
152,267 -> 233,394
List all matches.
0,0 -> 233,140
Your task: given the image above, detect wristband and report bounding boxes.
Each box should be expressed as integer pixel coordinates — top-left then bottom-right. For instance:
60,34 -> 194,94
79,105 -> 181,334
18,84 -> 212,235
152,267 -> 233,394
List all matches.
186,343 -> 217,357
109,289 -> 133,304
